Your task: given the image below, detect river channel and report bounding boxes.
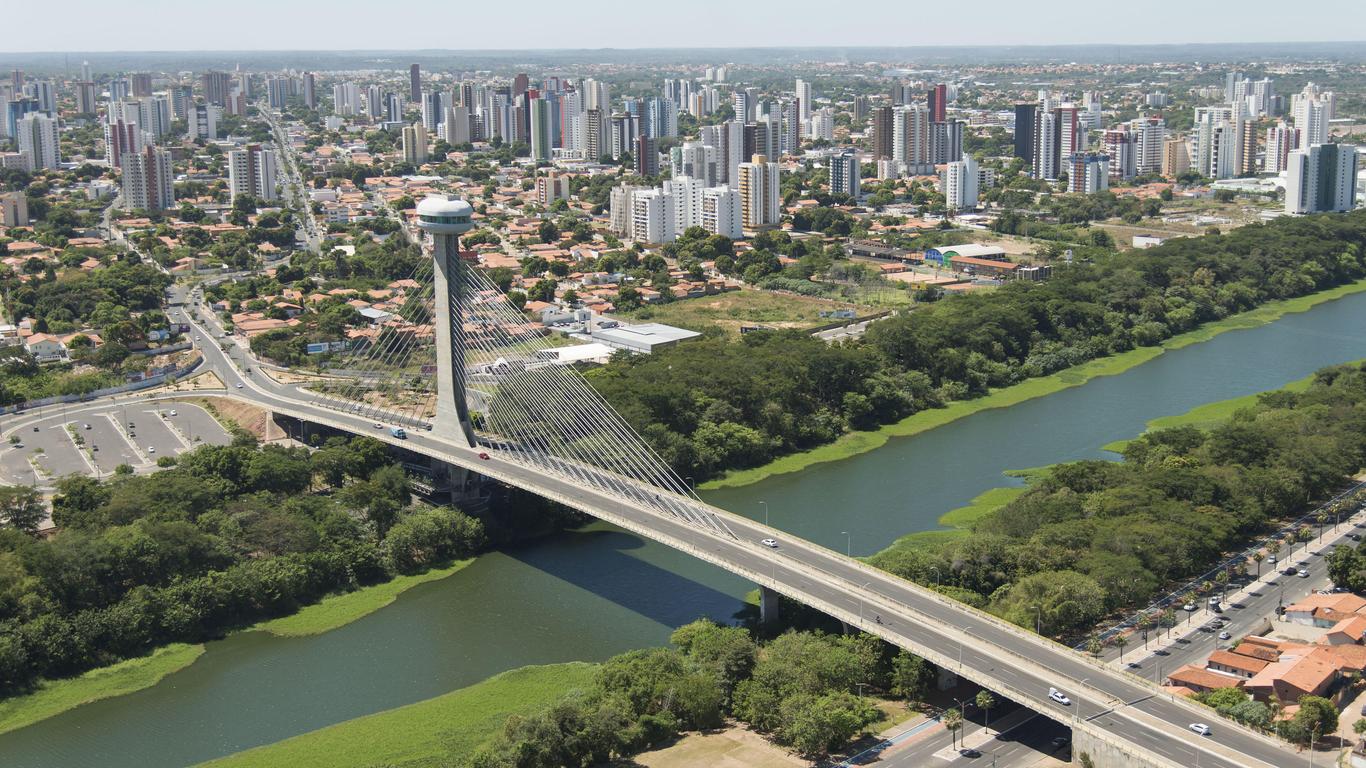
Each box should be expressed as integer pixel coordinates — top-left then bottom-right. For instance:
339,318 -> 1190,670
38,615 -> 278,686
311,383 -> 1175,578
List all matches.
6,290 -> 1366,767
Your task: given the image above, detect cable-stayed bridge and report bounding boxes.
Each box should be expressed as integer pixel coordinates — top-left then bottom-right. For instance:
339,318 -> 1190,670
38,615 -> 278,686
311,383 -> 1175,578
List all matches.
161,195 -> 1310,768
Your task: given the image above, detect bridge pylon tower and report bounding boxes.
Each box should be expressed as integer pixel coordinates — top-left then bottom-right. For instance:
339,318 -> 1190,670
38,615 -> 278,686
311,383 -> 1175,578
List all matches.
415,194 -> 477,447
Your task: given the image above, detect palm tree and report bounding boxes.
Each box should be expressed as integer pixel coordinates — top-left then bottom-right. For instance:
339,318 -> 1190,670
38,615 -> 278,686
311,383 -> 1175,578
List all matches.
1115,633 -> 1129,661
943,708 -> 964,750
1253,551 -> 1265,577
975,690 -> 997,735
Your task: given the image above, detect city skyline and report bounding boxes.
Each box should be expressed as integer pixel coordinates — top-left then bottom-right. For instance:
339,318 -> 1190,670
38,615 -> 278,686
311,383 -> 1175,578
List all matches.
6,0 -> 1366,53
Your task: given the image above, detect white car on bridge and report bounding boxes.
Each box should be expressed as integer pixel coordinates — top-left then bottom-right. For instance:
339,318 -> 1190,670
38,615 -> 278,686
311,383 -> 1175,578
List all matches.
1048,687 -> 1071,706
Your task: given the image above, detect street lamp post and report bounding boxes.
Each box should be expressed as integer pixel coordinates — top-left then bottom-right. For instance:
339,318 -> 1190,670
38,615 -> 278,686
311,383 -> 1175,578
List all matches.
842,530 -> 851,558
758,501 -> 768,527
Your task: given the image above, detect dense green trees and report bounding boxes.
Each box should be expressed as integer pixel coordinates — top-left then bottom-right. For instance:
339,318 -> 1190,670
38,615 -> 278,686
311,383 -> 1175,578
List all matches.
869,362 -> 1366,639
593,211 -> 1366,482
472,621 -> 918,766
0,436 -> 484,692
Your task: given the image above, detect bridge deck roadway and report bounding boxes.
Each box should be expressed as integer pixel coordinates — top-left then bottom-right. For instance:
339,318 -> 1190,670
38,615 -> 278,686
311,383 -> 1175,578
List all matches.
31,291 -> 1305,768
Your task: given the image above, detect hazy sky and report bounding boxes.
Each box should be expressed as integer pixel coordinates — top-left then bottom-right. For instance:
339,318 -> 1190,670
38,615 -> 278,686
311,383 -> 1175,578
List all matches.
6,0 -> 1366,52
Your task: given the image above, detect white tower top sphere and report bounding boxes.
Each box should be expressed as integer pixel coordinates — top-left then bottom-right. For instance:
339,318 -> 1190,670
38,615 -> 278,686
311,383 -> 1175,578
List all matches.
415,194 -> 474,235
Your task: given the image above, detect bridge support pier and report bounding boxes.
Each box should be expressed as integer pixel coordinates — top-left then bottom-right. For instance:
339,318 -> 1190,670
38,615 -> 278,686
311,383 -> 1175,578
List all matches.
759,586 -> 780,625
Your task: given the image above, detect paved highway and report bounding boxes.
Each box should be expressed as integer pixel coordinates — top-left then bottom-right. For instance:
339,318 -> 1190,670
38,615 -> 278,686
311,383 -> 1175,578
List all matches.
148,281 -> 1312,768
1118,520 -> 1363,685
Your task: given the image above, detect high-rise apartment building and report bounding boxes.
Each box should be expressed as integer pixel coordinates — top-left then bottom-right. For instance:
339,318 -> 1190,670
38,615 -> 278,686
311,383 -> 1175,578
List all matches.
1162,138 -> 1190,178
421,91 -> 443,133
610,112 -> 639,160
4,98 -> 40,140
1264,122 -> 1299,173
302,72 -> 317,109
442,105 -> 471,145
200,71 -> 232,106
1102,127 -> 1136,180
779,99 -> 800,153
187,103 -> 221,141
645,97 -> 677,139
1032,109 -> 1058,180
1066,153 -> 1110,194
529,99 -> 552,162
585,108 -> 607,163
829,150 -> 860,199
16,113 -> 59,170
701,121 -> 743,188
1293,97 -> 1329,149
104,111 -> 143,168
1132,117 -> 1166,176
409,64 -> 422,103
266,77 -> 291,109
1285,143 -> 1358,214
121,145 -> 174,211
1013,103 -> 1036,162
73,81 -> 98,115
795,78 -> 812,123
535,171 -> 571,207
333,82 -> 360,116
737,154 -> 780,232
701,186 -> 742,239
892,104 -> 931,174
671,141 -> 717,187
401,123 -> 428,165
635,135 -> 658,177
1291,83 -> 1334,149
927,83 -> 947,123
227,144 -> 278,202
872,106 -> 894,161
940,155 -> 979,212
130,73 -> 153,98
0,191 -> 28,226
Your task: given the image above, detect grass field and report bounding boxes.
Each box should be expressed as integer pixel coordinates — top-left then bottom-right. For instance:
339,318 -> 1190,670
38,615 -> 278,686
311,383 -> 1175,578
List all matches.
623,289 -> 853,335
253,560 -> 473,637
0,643 -> 204,737
198,662 -> 599,768
702,276 -> 1366,490
937,486 -> 1030,528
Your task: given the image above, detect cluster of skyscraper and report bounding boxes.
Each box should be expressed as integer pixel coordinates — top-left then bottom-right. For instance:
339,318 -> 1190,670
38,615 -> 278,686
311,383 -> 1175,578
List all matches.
1,69 -> 60,173
870,82 -> 966,177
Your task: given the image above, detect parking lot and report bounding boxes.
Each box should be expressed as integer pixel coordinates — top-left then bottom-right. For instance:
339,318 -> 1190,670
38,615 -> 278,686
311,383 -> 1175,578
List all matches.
2,400 -> 233,488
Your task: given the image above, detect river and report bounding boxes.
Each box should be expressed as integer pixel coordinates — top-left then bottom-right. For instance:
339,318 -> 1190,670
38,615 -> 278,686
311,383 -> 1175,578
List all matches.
6,290 -> 1366,767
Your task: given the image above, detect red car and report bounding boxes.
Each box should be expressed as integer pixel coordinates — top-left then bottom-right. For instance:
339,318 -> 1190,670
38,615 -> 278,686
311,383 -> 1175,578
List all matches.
477,452 -> 490,460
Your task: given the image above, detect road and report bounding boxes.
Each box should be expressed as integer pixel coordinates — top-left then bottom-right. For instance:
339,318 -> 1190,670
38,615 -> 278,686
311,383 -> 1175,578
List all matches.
1116,520 -> 1363,685
864,702 -> 1072,767
259,105 -> 321,253
139,280 -> 1311,768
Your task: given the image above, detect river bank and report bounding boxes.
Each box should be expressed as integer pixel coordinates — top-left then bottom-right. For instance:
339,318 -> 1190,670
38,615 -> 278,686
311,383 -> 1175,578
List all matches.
0,644 -> 204,737
703,276 -> 1366,490
198,662 -> 598,768
0,560 -> 475,734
